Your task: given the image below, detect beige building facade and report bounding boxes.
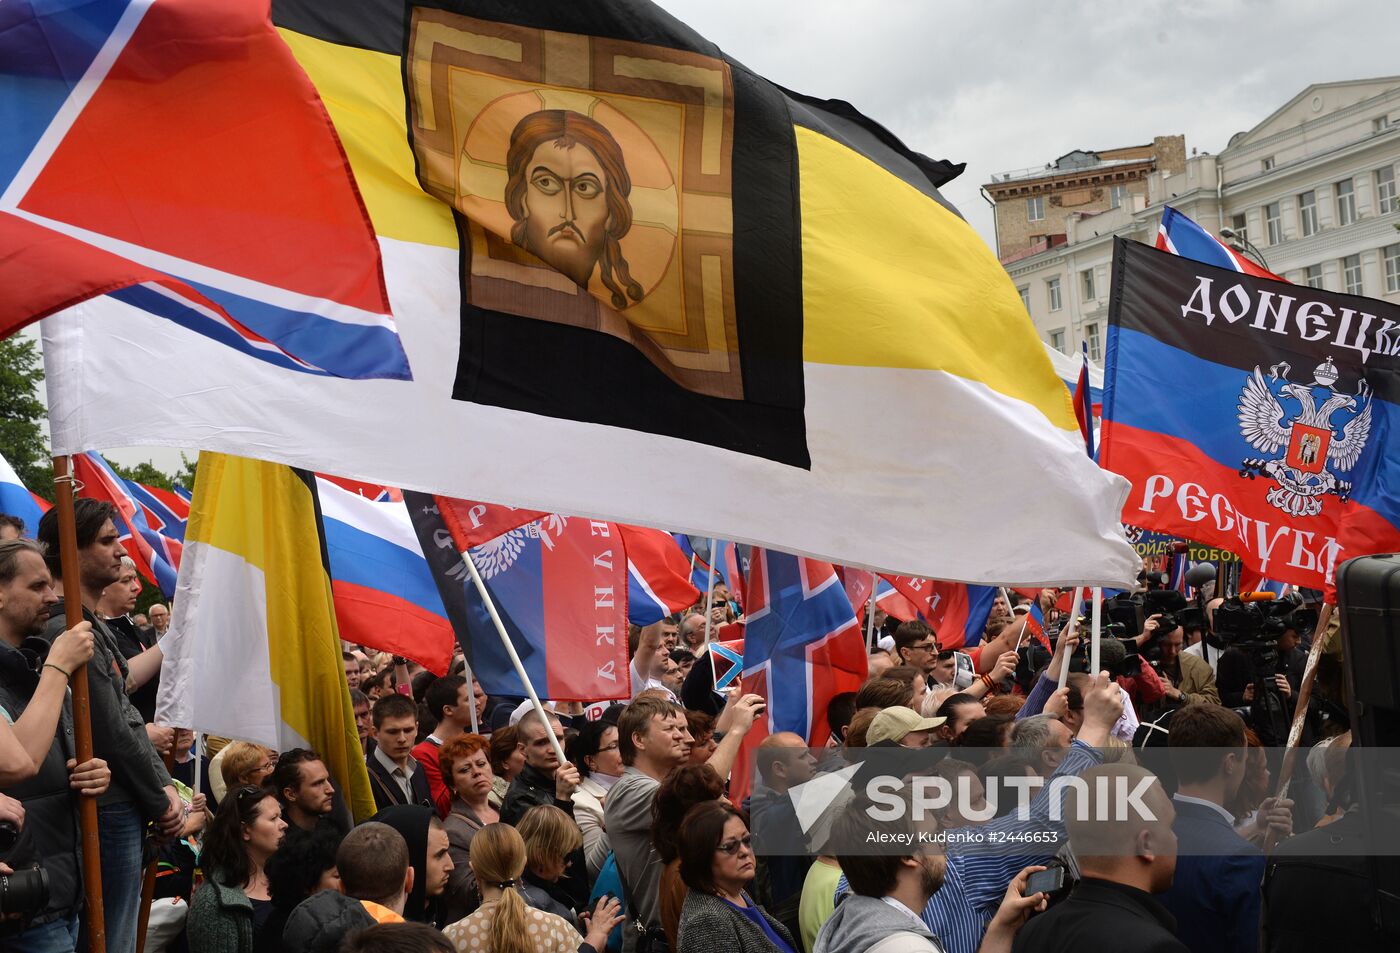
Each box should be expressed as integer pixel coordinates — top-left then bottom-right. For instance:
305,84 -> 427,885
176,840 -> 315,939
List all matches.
986,77 -> 1400,363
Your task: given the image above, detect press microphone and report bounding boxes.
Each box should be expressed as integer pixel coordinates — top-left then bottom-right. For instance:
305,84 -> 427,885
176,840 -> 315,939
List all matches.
1239,591 -> 1277,602
1184,563 -> 1218,590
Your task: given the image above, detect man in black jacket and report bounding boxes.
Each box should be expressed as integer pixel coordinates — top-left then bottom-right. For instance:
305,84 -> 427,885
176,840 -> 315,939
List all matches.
37,502 -> 182,953
500,707 -> 587,910
366,694 -> 433,811
1013,762 -> 1187,953
0,538 -> 112,950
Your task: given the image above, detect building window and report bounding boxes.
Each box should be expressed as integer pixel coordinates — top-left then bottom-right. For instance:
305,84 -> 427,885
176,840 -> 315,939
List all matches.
1377,166 -> 1397,214
1027,196 -> 1045,221
1047,277 -> 1062,312
1110,185 -> 1129,209
1017,286 -> 1030,311
1050,329 -> 1066,353
1081,268 -> 1096,301
1304,264 -> 1323,289
1265,202 -> 1283,244
1261,156 -> 1275,172
1343,254 -> 1363,295
1336,179 -> 1357,226
1297,191 -> 1318,237
1386,244 -> 1400,294
1085,323 -> 1102,363
1375,116 -> 1393,134
1230,213 -> 1249,245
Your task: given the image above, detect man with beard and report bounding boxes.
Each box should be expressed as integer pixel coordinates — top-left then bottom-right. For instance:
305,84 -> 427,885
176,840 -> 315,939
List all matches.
0,538 -> 112,950
37,502 -> 181,953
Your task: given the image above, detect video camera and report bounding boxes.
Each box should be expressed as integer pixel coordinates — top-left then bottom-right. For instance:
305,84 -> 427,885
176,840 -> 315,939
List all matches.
1065,623 -> 1143,678
1104,588 -> 1188,644
1213,595 -> 1317,676
0,820 -> 51,932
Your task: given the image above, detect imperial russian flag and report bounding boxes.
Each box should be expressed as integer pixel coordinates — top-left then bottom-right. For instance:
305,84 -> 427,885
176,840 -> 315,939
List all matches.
1101,237 -> 1400,591
316,477 -> 455,674
74,451 -> 182,596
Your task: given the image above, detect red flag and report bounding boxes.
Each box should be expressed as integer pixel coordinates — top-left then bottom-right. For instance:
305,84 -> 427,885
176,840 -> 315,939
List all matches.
436,498 -> 548,549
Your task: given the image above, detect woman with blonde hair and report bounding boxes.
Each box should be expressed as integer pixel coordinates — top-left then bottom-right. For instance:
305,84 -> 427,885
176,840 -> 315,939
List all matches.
442,823 -> 621,953
213,741 -> 277,803
516,804 -> 585,919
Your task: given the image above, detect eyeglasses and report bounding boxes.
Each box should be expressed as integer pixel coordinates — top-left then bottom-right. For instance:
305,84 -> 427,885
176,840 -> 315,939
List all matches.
715,834 -> 753,855
597,742 -> 620,752
908,641 -> 936,652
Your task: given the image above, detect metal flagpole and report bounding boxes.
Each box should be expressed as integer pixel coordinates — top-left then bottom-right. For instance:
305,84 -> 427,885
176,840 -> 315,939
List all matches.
1057,586 -> 1084,691
462,550 -> 566,765
52,455 -> 106,953
1089,586 -> 1103,676
701,538 -> 718,647
461,656 -> 480,735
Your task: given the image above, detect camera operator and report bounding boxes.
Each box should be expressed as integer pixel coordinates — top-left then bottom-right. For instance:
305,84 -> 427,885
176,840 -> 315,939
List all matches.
1183,597 -> 1228,673
0,538 -> 112,948
1143,614 -> 1219,707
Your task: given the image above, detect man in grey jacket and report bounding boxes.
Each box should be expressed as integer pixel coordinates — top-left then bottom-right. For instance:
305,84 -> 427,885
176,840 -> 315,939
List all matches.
38,502 -> 182,953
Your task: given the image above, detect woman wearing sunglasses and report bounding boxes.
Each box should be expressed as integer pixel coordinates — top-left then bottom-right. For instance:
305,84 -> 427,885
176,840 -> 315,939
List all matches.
675,800 -> 797,953
188,784 -> 288,953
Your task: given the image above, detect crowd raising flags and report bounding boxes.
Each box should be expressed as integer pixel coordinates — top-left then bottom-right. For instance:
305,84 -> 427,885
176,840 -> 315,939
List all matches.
2,3 -> 1398,953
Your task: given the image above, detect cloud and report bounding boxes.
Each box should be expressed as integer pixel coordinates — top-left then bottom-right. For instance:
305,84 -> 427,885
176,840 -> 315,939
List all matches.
656,0 -> 1398,245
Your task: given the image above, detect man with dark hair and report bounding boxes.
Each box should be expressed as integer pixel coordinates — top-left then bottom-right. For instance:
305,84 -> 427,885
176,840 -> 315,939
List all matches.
1156,620 -> 1218,706
893,620 -> 938,680
338,821 -> 414,922
37,501 -> 180,953
1161,704 -> 1290,953
935,694 -> 986,745
826,691 -> 858,745
350,688 -> 373,757
275,748 -> 338,834
0,514 -> 24,540
1013,763 -> 1185,953
608,691 -> 763,952
368,694 -> 432,811
0,537 -> 112,949
342,650 -> 362,691
411,674 -> 470,816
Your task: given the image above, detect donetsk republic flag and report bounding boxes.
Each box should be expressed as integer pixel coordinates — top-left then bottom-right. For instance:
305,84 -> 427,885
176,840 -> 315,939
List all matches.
155,453 -> 376,821
28,0 -> 1138,587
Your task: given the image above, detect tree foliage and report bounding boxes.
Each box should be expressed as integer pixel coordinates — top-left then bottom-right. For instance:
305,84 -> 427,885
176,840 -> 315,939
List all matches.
0,335 -> 51,500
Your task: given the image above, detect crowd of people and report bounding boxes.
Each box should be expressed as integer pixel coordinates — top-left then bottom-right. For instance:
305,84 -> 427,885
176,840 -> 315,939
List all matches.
0,504 -> 1379,953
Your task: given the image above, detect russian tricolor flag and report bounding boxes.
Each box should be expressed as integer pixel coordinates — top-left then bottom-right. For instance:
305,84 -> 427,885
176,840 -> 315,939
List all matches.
0,450 -> 48,534
317,477 -> 455,674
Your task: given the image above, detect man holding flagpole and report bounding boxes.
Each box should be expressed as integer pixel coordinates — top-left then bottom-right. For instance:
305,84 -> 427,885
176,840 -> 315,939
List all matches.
37,502 -> 182,953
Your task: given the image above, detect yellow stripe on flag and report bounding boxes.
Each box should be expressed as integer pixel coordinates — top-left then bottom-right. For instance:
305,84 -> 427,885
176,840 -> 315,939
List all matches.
795,126 -> 1075,429
278,29 -> 456,249
186,453 -> 376,821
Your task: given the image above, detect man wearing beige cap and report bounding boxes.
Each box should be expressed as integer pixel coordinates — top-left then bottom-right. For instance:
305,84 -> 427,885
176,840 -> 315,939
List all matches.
868,706 -> 946,748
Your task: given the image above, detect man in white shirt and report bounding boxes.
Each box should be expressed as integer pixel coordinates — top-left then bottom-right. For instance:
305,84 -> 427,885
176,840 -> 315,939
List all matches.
627,621 -> 678,702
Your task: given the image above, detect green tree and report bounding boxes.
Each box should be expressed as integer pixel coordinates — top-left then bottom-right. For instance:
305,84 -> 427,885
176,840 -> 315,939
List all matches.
0,335 -> 51,500
108,453 -> 198,494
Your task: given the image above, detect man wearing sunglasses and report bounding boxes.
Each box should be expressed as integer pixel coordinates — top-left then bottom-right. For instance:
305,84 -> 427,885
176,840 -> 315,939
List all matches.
892,621 -> 940,683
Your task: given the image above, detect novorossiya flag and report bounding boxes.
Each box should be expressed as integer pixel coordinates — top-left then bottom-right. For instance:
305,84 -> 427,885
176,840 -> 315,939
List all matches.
154,453 -> 376,821
1101,238 -> 1400,591
34,0 -> 1137,587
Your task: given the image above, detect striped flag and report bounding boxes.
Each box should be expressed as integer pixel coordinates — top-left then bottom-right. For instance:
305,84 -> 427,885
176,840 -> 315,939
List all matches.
1155,206 -> 1285,281
619,526 -> 700,626
155,453 -> 375,820
1074,340 -> 1098,459
73,451 -> 182,597
0,450 -> 48,534
316,477 -> 455,674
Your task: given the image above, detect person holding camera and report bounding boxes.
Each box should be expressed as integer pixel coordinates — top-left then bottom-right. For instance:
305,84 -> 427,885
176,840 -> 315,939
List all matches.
0,537 -> 112,951
1143,616 -> 1218,707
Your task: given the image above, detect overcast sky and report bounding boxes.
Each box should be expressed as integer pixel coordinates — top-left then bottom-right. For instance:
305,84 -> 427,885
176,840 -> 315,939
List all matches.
99,0 -> 1399,473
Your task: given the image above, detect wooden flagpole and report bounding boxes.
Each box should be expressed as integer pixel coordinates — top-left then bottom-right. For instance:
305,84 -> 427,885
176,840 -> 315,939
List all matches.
461,550 -> 566,765
52,455 -> 106,953
1264,600 -> 1336,852
135,748 -> 175,953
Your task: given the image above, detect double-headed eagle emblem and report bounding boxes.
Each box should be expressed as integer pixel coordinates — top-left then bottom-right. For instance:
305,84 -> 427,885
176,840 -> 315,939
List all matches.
1237,356 -> 1371,517
469,515 -> 570,579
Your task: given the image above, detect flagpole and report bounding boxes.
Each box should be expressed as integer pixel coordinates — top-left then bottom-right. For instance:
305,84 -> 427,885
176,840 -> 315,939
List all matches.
1057,586 -> 1083,691
1264,600 -> 1335,851
864,578 -> 877,652
461,656 -> 480,735
461,550 -> 566,766
702,538 -> 718,647
136,748 -> 175,953
52,455 -> 106,953
1089,586 -> 1103,676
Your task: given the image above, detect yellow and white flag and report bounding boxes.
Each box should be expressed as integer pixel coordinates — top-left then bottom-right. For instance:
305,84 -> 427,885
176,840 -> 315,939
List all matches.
155,453 -> 375,821
38,0 -> 1137,586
